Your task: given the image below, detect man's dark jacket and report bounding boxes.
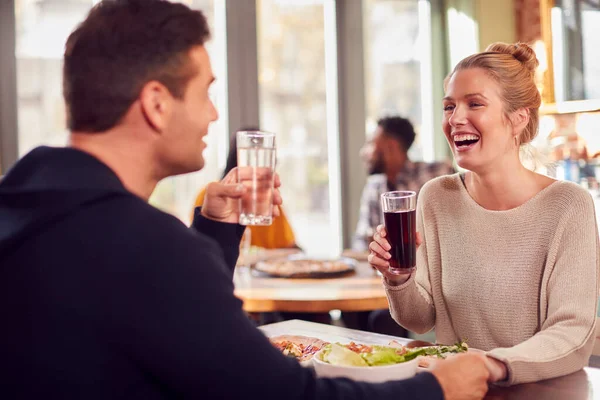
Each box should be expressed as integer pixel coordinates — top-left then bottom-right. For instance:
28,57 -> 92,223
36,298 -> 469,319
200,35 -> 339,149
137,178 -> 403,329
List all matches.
0,146 -> 444,399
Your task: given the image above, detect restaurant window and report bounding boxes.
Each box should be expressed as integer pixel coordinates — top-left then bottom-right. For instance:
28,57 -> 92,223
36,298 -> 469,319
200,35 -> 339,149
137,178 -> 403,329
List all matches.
14,0 -> 90,154
14,0 -> 228,223
551,1 -> 600,101
257,0 -> 342,256
581,4 -> 600,99
363,0 -> 435,161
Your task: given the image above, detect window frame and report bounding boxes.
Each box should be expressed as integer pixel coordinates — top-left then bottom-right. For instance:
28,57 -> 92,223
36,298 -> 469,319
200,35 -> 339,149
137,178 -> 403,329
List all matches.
0,0 -> 18,175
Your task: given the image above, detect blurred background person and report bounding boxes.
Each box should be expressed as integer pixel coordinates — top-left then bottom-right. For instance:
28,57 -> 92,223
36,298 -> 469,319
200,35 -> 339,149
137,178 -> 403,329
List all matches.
352,116 -> 454,251
345,116 -> 454,336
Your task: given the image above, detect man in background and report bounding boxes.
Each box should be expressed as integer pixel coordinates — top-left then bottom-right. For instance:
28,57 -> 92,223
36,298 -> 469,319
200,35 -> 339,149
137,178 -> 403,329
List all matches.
353,116 -> 455,251
347,116 -> 454,336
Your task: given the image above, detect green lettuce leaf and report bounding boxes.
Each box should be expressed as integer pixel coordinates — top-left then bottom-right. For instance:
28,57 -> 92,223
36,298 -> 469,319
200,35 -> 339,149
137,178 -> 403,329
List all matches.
320,340 -> 468,367
320,343 -> 368,367
407,340 -> 469,359
359,345 -> 406,366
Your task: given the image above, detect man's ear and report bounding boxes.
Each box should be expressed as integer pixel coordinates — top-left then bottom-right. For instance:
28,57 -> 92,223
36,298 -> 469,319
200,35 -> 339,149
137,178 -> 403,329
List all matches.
139,81 -> 173,133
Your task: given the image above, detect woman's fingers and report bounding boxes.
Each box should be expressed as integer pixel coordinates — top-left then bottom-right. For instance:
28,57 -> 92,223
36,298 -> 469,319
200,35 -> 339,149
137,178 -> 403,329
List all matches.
369,240 -> 390,260
373,231 -> 391,251
378,224 -> 423,250
367,251 -> 390,269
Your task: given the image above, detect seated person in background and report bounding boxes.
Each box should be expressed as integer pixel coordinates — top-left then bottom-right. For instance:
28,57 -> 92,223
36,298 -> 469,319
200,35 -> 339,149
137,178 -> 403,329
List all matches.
346,116 -> 454,336
369,42 -> 599,385
192,130 -> 297,250
352,116 -> 454,251
0,1 -> 491,398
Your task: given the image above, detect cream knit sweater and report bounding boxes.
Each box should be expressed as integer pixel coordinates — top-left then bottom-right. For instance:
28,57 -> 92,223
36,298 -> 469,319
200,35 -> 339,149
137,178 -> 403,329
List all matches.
384,174 -> 599,385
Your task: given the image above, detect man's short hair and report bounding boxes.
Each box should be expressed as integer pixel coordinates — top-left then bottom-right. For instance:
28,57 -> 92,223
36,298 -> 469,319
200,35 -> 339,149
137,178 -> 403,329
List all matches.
377,116 -> 416,151
63,0 -> 210,132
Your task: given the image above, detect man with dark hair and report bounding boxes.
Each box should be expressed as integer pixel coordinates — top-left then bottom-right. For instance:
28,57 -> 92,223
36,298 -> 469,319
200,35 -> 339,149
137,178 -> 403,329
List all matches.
0,1 -> 489,398
63,0 -> 211,135
353,116 -> 455,251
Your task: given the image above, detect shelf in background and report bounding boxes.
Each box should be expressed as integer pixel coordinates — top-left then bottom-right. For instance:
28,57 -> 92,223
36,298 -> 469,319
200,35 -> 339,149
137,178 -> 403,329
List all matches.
540,99 -> 600,116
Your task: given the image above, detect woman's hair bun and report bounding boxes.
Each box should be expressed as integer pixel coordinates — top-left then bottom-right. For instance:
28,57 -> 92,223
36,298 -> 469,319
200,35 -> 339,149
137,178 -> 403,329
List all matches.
485,42 -> 539,73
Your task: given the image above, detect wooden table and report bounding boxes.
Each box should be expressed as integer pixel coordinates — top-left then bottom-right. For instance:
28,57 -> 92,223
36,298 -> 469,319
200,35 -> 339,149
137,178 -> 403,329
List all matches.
260,320 -> 600,399
233,261 -> 388,313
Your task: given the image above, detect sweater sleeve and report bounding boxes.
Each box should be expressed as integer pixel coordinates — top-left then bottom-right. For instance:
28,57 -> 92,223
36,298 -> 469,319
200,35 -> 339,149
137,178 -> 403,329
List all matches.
384,194 -> 436,334
487,192 -> 600,385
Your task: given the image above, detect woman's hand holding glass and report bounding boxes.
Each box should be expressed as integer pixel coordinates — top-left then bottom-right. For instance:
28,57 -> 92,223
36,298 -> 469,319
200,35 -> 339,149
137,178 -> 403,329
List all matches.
368,224 -> 422,285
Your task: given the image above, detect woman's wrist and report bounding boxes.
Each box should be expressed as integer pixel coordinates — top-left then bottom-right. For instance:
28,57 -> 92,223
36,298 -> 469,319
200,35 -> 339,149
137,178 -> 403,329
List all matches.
485,356 -> 508,382
384,273 -> 412,287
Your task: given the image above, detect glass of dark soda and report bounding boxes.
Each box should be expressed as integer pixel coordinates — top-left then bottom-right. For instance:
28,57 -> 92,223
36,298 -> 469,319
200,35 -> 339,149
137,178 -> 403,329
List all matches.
380,191 -> 417,274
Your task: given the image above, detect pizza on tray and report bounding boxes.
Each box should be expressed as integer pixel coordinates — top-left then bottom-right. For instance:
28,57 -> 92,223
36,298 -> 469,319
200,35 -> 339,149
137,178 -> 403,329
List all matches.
270,335 -> 330,362
254,258 -> 355,278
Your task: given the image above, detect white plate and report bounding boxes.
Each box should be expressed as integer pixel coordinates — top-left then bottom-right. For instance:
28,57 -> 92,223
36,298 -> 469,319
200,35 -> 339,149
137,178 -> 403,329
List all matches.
312,348 -> 418,383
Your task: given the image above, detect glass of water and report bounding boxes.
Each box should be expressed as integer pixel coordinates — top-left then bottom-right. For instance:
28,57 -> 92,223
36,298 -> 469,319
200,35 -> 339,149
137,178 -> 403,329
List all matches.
236,130 -> 276,225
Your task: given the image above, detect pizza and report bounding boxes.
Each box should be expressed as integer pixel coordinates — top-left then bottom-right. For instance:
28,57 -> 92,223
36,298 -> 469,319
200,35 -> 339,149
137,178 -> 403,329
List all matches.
270,335 -> 330,362
236,248 -> 301,267
254,258 -> 354,278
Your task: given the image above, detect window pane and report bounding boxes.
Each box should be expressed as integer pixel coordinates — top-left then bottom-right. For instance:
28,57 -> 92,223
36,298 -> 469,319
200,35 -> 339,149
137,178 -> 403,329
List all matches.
14,0 -> 227,223
257,0 -> 341,255
582,7 -> 600,99
15,0 -> 91,154
363,0 -> 430,160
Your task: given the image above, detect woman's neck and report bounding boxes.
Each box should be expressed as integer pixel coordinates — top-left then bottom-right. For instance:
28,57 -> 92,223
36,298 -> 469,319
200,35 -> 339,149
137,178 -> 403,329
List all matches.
465,159 -> 550,211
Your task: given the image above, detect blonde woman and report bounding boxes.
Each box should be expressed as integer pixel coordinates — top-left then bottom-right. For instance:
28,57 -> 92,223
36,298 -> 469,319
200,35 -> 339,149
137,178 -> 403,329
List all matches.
368,42 -> 599,385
